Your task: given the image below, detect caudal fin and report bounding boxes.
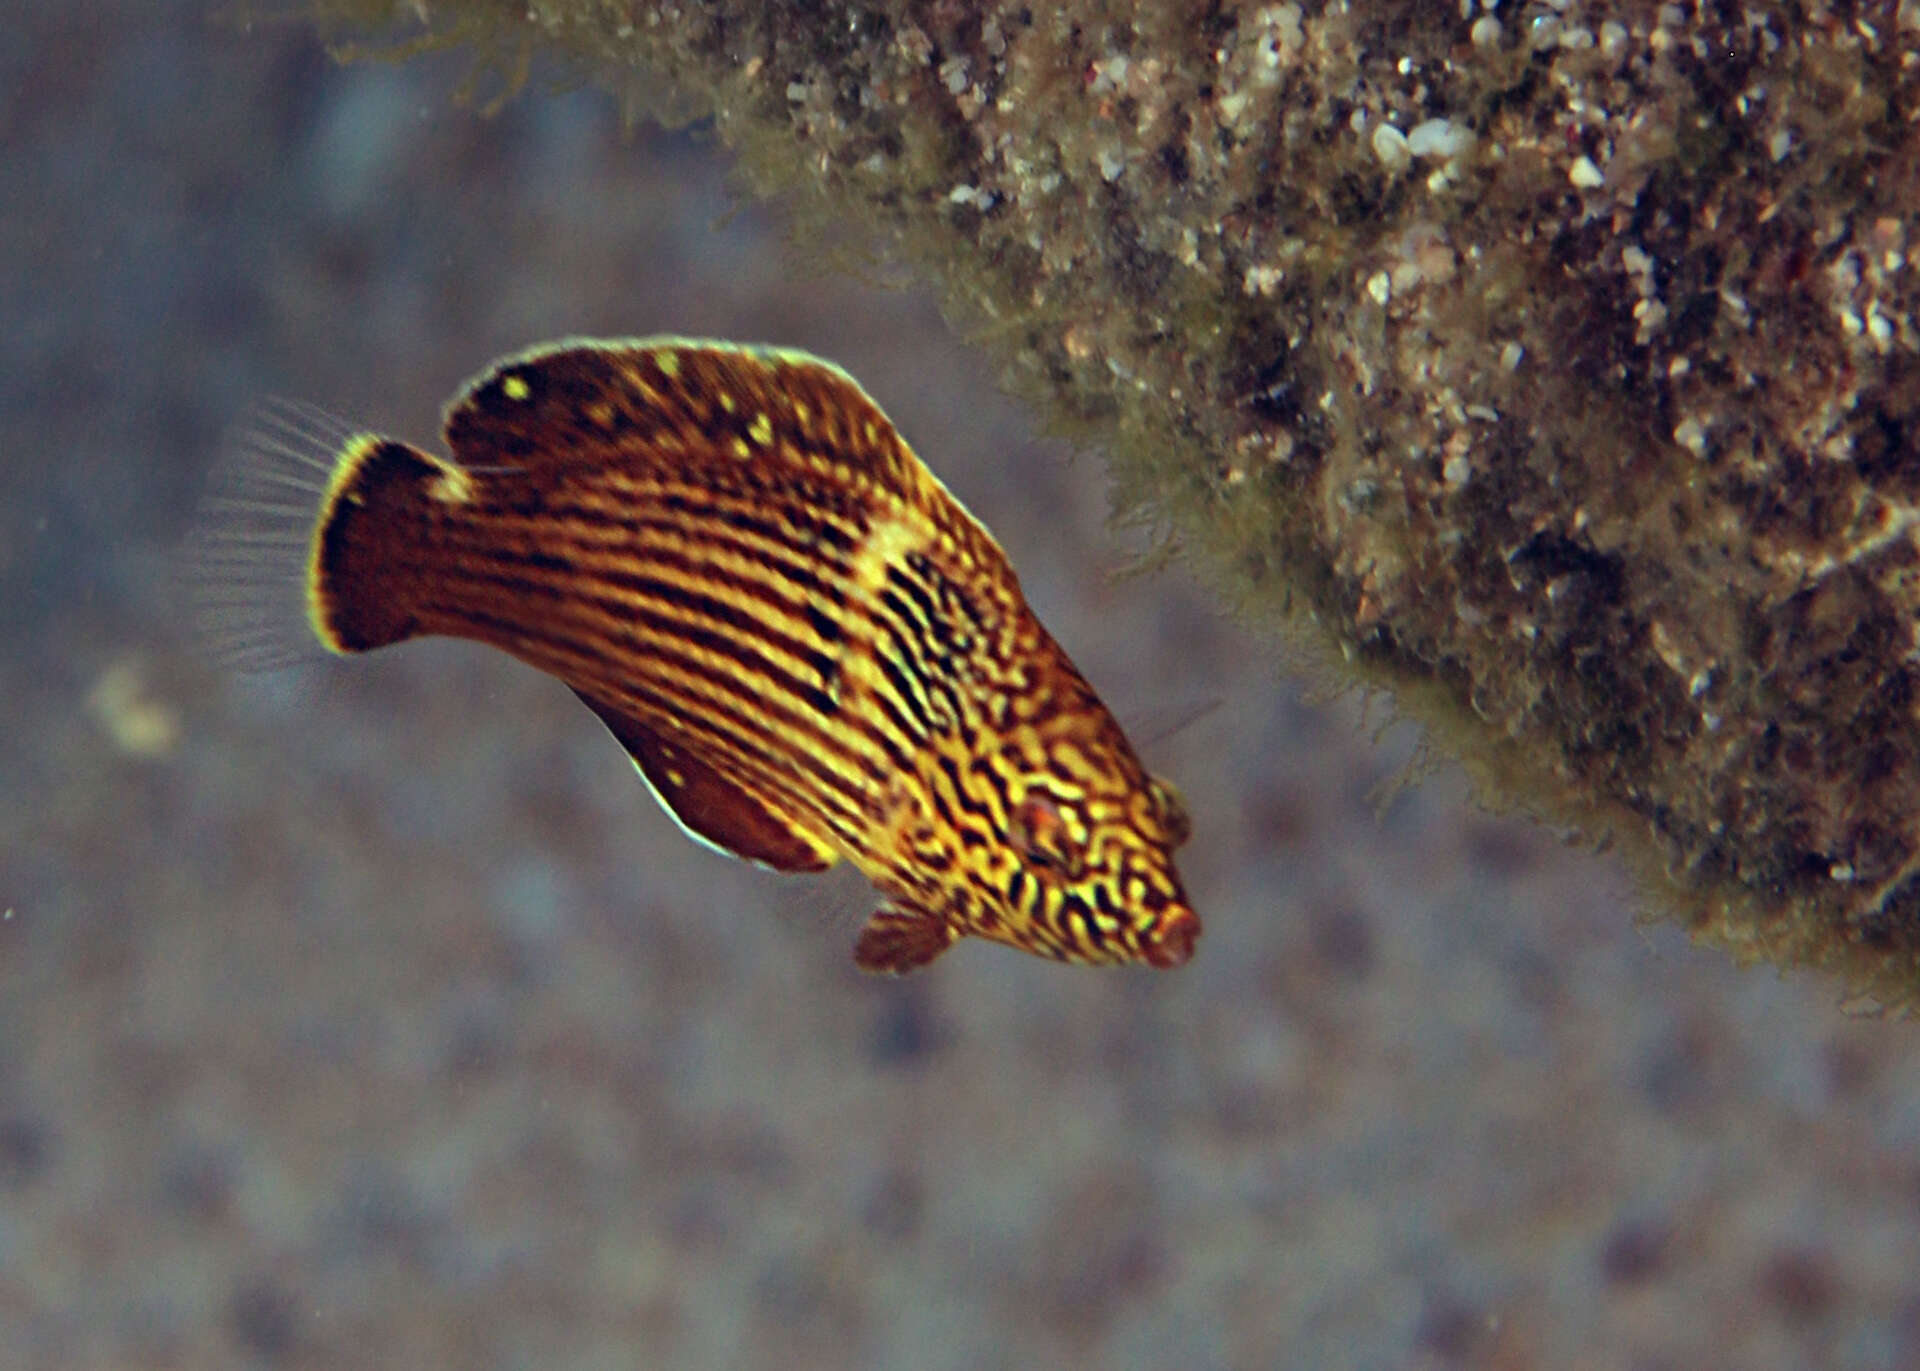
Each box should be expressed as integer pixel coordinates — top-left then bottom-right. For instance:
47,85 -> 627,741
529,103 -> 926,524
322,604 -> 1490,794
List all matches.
180,400 -> 442,669
306,431 -> 459,653
179,400 -> 364,671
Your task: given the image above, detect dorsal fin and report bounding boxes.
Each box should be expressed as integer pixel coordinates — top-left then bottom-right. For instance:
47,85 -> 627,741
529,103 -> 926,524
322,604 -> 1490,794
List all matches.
441,337 -> 935,502
571,687 -> 838,875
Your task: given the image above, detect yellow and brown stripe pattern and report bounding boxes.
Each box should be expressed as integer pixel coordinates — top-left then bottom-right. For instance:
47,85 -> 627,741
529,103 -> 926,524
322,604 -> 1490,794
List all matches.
210,339 -> 1198,973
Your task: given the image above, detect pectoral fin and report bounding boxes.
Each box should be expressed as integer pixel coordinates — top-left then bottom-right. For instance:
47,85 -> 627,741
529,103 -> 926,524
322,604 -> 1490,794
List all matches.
853,902 -> 959,975
571,688 -> 837,874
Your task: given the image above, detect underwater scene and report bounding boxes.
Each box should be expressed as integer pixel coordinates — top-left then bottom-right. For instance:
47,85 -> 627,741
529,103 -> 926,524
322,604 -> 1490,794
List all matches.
5,1 -> 1920,1367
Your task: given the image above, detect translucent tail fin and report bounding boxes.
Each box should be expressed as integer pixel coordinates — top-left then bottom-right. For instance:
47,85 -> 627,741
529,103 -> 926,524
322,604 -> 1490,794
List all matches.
177,400 -> 369,671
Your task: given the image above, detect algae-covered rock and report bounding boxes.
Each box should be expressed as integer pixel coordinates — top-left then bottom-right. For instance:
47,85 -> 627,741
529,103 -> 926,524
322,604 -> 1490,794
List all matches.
300,0 -> 1920,1006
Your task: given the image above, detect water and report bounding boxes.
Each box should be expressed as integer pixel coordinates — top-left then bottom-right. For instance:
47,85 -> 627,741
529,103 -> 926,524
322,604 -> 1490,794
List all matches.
1,4 -> 1912,1368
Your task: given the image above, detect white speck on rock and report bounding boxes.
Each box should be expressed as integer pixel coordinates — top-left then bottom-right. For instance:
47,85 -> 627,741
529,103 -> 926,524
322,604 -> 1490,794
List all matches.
1407,118 -> 1475,161
947,184 -> 996,210
1372,123 -> 1412,170
1243,263 -> 1285,296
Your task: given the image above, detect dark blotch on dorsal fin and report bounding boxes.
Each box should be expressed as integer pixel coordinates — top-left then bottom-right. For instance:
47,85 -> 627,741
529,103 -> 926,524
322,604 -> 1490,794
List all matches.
570,687 -> 837,875
441,337 -> 933,504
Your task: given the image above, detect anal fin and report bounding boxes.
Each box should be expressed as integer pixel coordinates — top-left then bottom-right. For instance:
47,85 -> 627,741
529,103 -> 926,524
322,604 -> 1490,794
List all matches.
854,903 -> 958,975
571,688 -> 837,874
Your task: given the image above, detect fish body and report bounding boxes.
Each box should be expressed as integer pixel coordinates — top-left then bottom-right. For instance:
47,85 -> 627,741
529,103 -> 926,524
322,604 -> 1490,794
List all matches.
192,339 -> 1198,973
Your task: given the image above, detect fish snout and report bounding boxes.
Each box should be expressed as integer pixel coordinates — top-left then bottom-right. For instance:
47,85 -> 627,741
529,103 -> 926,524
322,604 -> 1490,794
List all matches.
1142,905 -> 1200,968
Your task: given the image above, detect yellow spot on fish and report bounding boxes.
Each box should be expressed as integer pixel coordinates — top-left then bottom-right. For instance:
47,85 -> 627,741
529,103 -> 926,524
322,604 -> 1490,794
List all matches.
749,412 -> 773,446
793,399 -> 811,429
656,352 -> 680,379
501,374 -> 532,401
732,438 -> 752,459
718,391 -> 737,414
429,466 -> 475,505
851,514 -> 923,596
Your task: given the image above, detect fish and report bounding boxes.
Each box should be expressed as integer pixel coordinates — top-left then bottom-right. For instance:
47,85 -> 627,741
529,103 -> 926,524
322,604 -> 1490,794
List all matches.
185,338 -> 1200,973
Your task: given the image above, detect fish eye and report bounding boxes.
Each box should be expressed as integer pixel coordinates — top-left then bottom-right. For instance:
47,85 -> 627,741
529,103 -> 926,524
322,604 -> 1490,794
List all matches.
1009,793 -> 1086,880
1149,778 -> 1192,849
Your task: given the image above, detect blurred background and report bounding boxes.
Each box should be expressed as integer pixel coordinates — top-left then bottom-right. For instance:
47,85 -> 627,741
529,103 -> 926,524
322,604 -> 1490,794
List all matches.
4,3 -> 1919,1368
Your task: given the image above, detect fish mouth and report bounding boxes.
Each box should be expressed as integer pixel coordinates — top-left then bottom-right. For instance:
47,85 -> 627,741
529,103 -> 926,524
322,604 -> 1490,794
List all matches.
1142,908 -> 1200,968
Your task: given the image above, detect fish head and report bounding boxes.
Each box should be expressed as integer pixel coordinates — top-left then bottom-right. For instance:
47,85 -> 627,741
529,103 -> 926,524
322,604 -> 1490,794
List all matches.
998,771 -> 1199,968
953,713 -> 1200,969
